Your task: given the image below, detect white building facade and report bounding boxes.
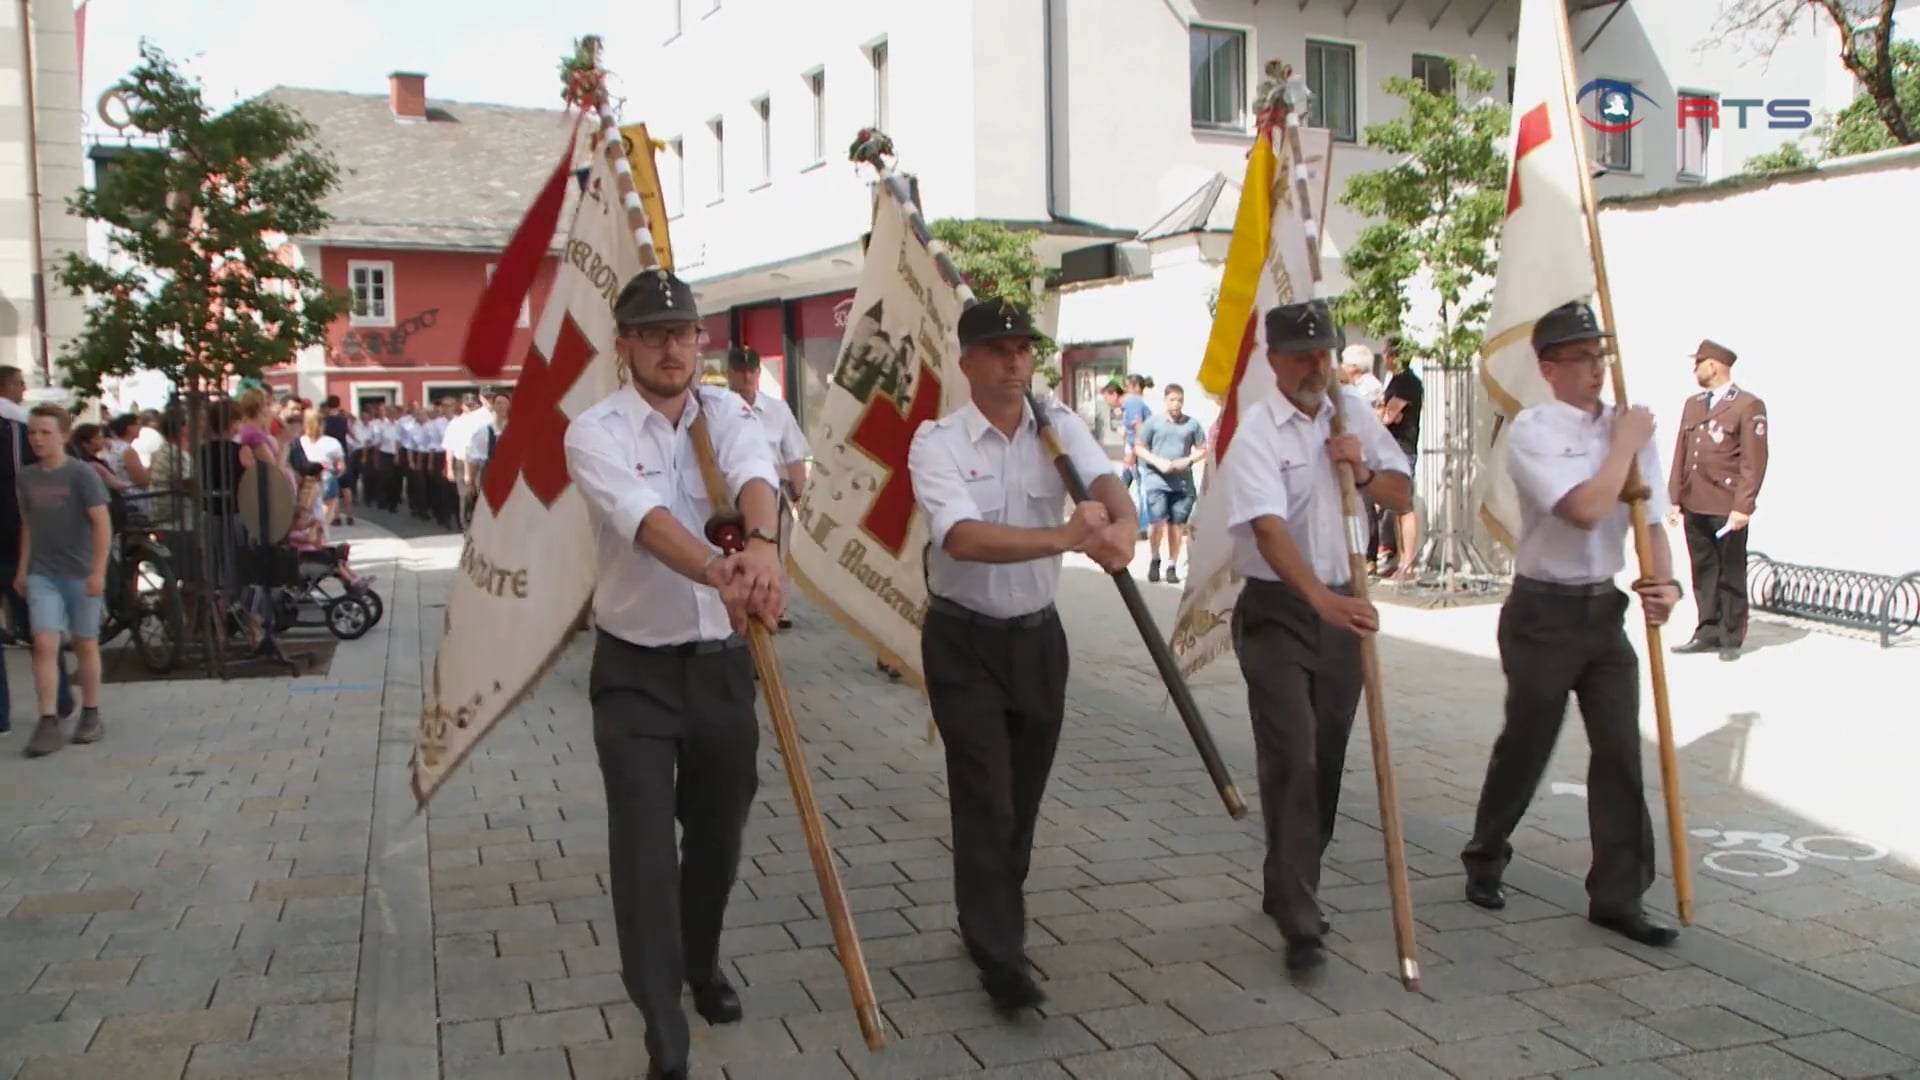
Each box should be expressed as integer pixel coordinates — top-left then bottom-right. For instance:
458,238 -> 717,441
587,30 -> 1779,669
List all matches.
626,0 -> 1900,436
0,0 -> 85,395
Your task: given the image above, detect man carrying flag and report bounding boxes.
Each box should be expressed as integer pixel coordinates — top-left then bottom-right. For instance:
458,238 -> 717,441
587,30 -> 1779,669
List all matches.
1463,0 -> 1688,946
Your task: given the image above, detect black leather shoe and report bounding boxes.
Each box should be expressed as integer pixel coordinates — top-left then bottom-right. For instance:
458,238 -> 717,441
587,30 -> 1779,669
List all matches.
1718,645 -> 1741,661
1284,936 -> 1326,972
1465,877 -> 1507,910
646,1065 -> 688,1080
1671,637 -> 1718,654
982,968 -> 1046,1013
1590,911 -> 1679,947
691,978 -> 743,1025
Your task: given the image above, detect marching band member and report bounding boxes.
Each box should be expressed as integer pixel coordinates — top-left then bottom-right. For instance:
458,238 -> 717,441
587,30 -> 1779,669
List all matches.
563,269 -> 786,1080
1460,300 -> 1682,948
1223,299 -> 1412,973
907,299 -> 1134,1012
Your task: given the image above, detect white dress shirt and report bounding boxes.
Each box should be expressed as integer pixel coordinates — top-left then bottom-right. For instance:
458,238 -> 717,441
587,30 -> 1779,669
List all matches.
397,416 -> 420,453
468,417 -> 501,464
909,397 -> 1111,619
375,419 -> 400,454
1706,382 -> 1737,410
428,416 -> 451,453
445,408 -> 491,462
1507,399 -> 1669,585
565,385 -> 780,647
1226,387 -> 1410,589
745,392 -> 809,468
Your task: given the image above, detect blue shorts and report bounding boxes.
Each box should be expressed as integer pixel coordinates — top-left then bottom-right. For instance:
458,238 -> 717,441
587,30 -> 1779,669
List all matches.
26,574 -> 102,640
1145,487 -> 1196,526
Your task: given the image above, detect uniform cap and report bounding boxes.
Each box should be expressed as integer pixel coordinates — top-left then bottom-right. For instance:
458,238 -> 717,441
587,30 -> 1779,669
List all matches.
726,345 -> 759,371
1689,339 -> 1737,365
1530,300 -> 1612,353
613,269 -> 700,327
957,299 -> 1045,348
1264,300 -> 1340,351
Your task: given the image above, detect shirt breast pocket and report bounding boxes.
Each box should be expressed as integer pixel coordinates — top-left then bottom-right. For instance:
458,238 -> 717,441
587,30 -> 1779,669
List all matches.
949,449 -> 1008,521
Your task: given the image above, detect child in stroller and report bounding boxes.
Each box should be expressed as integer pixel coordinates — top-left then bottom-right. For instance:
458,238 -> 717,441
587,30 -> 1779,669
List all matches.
287,475 -> 374,594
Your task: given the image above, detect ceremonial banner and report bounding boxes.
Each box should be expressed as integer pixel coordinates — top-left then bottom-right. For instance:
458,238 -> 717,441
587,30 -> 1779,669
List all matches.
1472,0 -> 1601,551
787,187 -> 968,687
1169,129 -> 1322,681
414,137 -> 639,804
619,123 -> 675,271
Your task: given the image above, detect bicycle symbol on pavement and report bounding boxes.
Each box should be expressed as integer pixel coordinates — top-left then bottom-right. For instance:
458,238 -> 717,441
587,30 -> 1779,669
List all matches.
1689,828 -> 1890,878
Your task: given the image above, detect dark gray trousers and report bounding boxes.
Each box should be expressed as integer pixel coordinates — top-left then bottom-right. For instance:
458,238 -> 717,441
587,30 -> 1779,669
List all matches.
589,630 -> 760,1071
1232,577 -> 1364,941
921,601 -> 1069,978
1461,581 -> 1656,917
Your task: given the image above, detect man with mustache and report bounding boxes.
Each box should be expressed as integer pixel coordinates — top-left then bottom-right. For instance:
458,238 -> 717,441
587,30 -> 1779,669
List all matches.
1666,339 -> 1767,661
1223,299 -> 1412,973
908,299 -> 1134,1013
563,269 -> 786,1080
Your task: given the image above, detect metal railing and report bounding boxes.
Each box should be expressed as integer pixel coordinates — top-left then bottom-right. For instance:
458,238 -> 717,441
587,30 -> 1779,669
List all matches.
1747,551 -> 1920,649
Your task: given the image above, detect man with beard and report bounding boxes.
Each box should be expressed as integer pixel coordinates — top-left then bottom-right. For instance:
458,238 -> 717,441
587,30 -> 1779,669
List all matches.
1666,340 -> 1767,661
908,299 -> 1135,1012
1460,300 -> 1683,949
1224,299 -> 1411,973
563,269 -> 786,1080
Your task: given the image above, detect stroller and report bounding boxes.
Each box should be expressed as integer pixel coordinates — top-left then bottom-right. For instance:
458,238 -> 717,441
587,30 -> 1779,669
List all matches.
269,538 -> 383,641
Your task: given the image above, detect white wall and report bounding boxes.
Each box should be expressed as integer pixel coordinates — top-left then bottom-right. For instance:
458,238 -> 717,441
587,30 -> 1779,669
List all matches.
0,0 -> 86,389
1054,234 -> 1226,427
1597,147 -> 1920,577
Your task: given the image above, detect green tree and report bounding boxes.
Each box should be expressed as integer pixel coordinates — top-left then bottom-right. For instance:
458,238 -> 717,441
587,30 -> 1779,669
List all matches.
55,42 -> 346,401
1717,1 -> 1916,150
1332,58 -> 1511,371
928,218 -> 1061,387
1745,39 -> 1920,172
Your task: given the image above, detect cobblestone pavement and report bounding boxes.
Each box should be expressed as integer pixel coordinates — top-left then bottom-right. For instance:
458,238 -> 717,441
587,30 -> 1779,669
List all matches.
2,527 -> 1917,1080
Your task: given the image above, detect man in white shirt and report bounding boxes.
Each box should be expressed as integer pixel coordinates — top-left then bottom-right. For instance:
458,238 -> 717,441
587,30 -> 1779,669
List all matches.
443,395 -> 491,531
396,407 -> 424,517
723,345 -> 809,628
1223,299 -> 1412,974
563,269 -> 784,1080
1460,299 -> 1682,949
464,392 -> 509,523
373,405 -> 402,511
908,299 -> 1134,1014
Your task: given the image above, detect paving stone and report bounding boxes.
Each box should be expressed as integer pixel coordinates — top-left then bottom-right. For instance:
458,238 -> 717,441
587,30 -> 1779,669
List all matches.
839,1032 -> 979,1079
13,1048 -> 192,1080
1287,1050 -> 1456,1079
1504,947 -> 1659,986
1803,949 -> 1920,992
1073,1003 -> 1200,1048
89,1003 -> 257,1052
499,1003 -> 608,1053
30,959 -> 138,993
439,1018 -> 499,1061
1774,1030 -> 1915,1077
1298,1010 -> 1434,1057
1414,1029 -> 1596,1079
1546,1019 -> 1691,1064
955,1015 -> 1104,1067
8,889 -> 142,919
1658,1043 -> 1838,1079
1557,1065 -> 1685,1079
179,1000 -> 351,1078
1159,1023 -> 1333,1077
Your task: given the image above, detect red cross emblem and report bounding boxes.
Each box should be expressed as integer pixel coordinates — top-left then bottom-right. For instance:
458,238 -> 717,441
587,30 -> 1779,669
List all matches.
848,361 -> 944,558
1507,103 -> 1552,215
482,314 -> 598,514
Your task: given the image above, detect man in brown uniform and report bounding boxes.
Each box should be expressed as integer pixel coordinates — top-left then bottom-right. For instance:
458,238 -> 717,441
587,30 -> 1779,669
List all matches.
1666,339 -> 1768,661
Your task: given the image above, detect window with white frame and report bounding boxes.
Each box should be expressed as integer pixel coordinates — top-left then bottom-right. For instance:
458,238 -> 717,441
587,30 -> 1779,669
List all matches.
752,96 -> 771,185
1188,25 -> 1246,129
869,40 -> 889,130
1677,90 -> 1714,181
1508,66 -> 1517,104
665,137 -> 685,216
1412,54 -> 1453,97
709,116 -> 725,200
486,264 -> 532,329
348,261 -> 393,326
1306,40 -> 1358,142
806,69 -> 826,164
1587,79 -> 1634,171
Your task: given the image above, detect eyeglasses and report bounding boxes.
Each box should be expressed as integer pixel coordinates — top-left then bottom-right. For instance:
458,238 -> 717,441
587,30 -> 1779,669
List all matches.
622,324 -> 709,348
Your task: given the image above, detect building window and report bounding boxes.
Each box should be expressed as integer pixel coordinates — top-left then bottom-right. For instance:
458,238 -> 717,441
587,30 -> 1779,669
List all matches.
1587,80 -> 1633,171
1188,25 -> 1247,129
869,40 -> 889,130
709,116 -> 725,200
1306,40 -> 1358,143
1678,90 -> 1714,181
665,137 -> 685,216
806,69 -> 826,164
1412,54 -> 1453,96
348,261 -> 393,327
486,265 -> 532,329
752,96 -> 771,185
1508,66 -> 1517,104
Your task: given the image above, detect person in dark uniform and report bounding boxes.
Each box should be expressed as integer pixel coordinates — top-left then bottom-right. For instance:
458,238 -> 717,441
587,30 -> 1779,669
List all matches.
1223,300 -> 1412,972
907,299 -> 1135,1012
1666,339 -> 1767,661
1460,300 -> 1683,948
563,269 -> 786,1080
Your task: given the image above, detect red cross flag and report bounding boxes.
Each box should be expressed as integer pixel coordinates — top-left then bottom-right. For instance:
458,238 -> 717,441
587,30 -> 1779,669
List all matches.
1473,0 -> 1603,550
785,186 -> 967,687
413,119 -> 641,806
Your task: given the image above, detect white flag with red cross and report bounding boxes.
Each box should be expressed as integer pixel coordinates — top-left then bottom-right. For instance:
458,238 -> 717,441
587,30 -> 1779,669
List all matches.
1473,0 -> 1606,550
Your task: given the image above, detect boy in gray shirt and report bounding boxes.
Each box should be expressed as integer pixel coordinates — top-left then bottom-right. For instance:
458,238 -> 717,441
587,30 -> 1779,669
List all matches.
15,405 -> 112,757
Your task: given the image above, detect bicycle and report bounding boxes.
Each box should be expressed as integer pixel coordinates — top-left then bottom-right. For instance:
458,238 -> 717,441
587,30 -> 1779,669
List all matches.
1688,827 -> 1890,878
95,525 -> 186,673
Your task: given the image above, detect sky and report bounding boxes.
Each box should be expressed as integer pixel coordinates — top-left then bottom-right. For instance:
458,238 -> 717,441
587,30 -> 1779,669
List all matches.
79,0 -> 638,135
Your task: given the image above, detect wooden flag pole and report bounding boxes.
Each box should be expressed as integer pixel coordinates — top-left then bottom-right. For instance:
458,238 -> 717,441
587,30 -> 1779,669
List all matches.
572,40 -> 887,1048
1547,2 -> 1693,925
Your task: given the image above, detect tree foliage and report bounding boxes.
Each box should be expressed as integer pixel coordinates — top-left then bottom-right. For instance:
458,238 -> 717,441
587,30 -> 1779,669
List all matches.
1717,0 -> 1916,155
928,218 -> 1061,386
1332,58 -> 1511,372
54,42 -> 347,400
1745,39 -> 1920,172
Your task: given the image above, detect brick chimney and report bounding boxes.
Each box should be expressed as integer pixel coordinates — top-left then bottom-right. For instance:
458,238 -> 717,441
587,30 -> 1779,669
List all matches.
389,71 -> 428,121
